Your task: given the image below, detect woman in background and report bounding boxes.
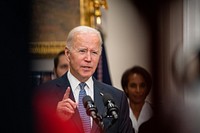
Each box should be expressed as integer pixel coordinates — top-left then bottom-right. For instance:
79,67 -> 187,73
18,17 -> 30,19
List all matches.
121,66 -> 153,133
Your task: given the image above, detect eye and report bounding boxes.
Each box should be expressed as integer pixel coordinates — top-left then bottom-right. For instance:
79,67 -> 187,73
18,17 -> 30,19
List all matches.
78,49 -> 87,54
92,51 -> 98,55
129,83 -> 137,88
60,65 -> 68,69
140,83 -> 146,88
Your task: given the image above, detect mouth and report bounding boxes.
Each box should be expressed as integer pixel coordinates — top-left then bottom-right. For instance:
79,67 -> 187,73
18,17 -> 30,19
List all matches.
133,95 -> 143,99
82,66 -> 92,70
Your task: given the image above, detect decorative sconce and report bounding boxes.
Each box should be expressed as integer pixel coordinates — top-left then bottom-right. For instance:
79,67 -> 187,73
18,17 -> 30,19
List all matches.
80,0 -> 108,28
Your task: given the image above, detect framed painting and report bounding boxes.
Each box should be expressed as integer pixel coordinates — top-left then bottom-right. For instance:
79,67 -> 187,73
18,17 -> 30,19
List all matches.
29,0 -> 80,58
29,0 -> 107,58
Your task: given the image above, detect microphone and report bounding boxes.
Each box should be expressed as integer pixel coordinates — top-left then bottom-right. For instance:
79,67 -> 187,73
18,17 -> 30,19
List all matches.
82,95 -> 98,119
102,93 -> 119,120
83,95 -> 104,130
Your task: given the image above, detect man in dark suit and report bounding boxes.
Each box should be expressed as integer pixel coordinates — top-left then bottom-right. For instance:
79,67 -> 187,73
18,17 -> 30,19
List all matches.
33,26 -> 133,133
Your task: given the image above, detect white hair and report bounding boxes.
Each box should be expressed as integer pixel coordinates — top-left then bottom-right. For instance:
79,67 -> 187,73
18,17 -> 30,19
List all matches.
66,26 -> 103,51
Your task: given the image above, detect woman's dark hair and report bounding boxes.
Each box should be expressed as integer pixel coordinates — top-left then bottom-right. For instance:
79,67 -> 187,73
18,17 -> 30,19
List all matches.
121,66 -> 152,96
54,50 -> 65,69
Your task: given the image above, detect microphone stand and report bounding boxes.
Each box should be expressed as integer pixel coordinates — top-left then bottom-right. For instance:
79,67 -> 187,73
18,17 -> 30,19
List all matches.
90,107 -> 118,133
93,113 -> 105,133
101,110 -> 118,132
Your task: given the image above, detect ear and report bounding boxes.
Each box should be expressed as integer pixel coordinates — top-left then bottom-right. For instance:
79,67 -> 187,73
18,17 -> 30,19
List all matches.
65,47 -> 70,61
65,47 -> 69,55
124,87 -> 128,92
123,87 -> 129,97
53,68 -> 57,78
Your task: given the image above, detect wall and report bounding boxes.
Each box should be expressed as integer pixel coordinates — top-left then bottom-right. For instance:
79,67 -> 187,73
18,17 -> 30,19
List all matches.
101,0 -> 151,89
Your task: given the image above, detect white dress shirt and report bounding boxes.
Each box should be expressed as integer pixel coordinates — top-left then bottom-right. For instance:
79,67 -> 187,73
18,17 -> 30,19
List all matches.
129,101 -> 153,133
67,70 -> 94,126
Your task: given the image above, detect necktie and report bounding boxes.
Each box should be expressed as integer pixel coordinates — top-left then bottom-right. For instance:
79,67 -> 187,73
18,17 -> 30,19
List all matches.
78,82 -> 91,133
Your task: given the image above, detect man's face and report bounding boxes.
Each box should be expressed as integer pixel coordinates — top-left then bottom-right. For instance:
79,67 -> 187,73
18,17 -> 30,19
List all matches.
55,54 -> 69,78
67,33 -> 101,82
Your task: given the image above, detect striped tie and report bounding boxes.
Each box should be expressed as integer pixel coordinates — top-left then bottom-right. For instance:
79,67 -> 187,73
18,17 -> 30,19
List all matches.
78,82 -> 91,133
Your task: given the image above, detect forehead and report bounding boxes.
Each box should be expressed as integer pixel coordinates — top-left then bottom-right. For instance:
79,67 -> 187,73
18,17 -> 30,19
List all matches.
74,33 -> 100,46
58,54 -> 65,59
129,73 -> 145,81
58,55 -> 67,63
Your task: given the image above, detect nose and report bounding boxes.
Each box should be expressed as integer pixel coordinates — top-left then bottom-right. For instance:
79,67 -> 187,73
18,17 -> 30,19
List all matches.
85,51 -> 92,61
136,86 -> 140,92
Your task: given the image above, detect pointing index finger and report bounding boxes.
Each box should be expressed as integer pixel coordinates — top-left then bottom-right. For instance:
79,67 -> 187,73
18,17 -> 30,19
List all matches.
62,87 -> 70,100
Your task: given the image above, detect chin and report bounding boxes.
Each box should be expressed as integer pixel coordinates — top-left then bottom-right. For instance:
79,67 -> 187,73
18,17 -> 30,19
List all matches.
80,73 -> 91,79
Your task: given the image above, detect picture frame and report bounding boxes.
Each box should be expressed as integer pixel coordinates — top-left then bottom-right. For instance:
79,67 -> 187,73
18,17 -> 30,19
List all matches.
29,0 -> 92,58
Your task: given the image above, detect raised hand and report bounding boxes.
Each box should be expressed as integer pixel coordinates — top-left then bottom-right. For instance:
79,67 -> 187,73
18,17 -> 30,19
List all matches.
56,87 -> 77,121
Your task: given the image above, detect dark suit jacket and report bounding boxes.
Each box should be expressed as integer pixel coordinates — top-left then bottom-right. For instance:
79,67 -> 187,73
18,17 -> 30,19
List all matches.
34,72 -> 133,133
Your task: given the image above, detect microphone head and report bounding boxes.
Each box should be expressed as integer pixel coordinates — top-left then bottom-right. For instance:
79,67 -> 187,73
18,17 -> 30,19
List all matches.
102,93 -> 114,106
82,95 -> 93,108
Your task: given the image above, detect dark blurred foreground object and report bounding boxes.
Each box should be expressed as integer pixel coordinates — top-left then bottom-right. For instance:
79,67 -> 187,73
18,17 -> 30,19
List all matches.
0,0 -> 33,133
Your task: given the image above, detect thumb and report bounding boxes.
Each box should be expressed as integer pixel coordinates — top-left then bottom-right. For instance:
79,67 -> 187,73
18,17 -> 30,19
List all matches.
62,87 -> 70,100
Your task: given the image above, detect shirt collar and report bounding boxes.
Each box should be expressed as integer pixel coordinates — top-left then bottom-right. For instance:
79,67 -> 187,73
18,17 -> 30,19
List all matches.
67,70 -> 93,91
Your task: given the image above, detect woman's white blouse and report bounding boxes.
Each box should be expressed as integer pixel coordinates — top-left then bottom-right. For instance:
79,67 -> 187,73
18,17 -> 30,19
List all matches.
129,101 -> 153,133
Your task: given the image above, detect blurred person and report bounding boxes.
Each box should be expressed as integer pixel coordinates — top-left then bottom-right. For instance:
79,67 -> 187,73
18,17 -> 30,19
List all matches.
121,66 -> 153,133
177,48 -> 200,133
53,50 -> 69,78
33,26 -> 133,133
31,50 -> 68,87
